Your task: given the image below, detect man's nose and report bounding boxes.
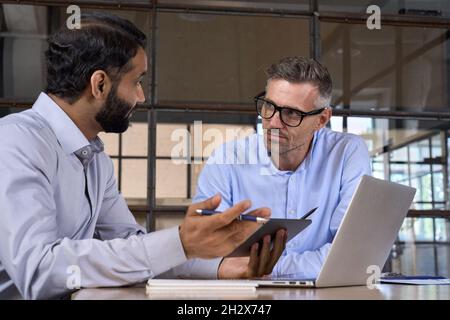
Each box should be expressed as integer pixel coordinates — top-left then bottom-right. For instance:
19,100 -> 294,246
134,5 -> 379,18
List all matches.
137,86 -> 146,104
268,110 -> 284,128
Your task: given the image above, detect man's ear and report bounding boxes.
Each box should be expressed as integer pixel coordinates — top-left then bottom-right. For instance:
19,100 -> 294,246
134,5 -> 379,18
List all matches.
90,70 -> 111,99
315,107 -> 332,130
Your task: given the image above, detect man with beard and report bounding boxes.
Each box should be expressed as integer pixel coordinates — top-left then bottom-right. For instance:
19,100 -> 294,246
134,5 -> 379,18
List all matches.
194,57 -> 371,279
0,13 -> 285,300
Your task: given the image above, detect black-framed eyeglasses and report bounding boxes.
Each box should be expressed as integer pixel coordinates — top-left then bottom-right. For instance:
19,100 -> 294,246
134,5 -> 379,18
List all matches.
254,91 -> 326,127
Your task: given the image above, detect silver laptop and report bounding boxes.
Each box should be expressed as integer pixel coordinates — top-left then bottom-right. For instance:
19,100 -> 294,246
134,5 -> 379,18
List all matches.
257,175 -> 416,288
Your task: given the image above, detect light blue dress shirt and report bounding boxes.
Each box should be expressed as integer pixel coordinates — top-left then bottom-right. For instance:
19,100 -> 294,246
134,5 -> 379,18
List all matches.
193,129 -> 372,279
0,93 -> 219,299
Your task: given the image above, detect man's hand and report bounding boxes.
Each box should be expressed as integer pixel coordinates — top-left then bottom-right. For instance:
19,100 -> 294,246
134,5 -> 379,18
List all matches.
218,229 -> 287,279
179,194 -> 271,259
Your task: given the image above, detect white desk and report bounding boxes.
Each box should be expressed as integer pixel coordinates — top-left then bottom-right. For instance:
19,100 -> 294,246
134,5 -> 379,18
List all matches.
72,283 -> 450,300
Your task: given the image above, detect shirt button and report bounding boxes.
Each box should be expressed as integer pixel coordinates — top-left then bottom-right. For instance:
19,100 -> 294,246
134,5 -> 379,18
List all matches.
289,209 -> 295,215
81,150 -> 88,156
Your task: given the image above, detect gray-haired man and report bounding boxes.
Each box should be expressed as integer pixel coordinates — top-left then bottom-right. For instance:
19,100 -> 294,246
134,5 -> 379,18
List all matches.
195,57 -> 372,279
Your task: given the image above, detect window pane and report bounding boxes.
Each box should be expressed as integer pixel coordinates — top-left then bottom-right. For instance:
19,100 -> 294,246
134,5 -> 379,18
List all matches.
74,0 -> 152,4
448,134 -> 450,205
156,159 -> 187,198
321,22 -> 450,112
122,118 -> 148,156
410,165 -> 432,203
342,117 -> 444,164
391,243 -> 443,276
390,163 -> 409,184
191,162 -> 206,198
318,1 -> 450,18
398,218 -> 414,242
400,27 -> 448,112
1,4 -> 48,100
157,12 -> 309,104
435,218 -> 449,241
121,159 -> 147,199
372,155 -> 386,180
409,140 -> 430,162
159,0 -> 310,11
156,122 -> 254,200
98,132 -> 119,156
431,134 -> 442,158
195,123 -> 255,158
399,218 -> 435,242
391,147 -> 408,162
414,218 -> 435,241
329,116 -> 343,132
326,116 -> 446,212
432,166 -> 445,202
157,122 -> 255,160
347,117 -> 374,150
189,123 -> 255,195
157,123 -> 189,158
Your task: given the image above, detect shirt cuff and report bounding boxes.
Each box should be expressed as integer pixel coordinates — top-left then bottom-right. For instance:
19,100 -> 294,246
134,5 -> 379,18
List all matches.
142,226 -> 188,276
188,258 -> 223,279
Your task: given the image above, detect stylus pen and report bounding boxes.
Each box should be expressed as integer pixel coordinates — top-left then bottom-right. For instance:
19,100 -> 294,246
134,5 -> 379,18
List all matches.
301,207 -> 318,220
195,209 -> 269,224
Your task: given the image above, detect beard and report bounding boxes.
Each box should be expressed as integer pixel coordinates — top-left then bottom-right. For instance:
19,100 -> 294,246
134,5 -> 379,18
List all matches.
264,129 -> 306,156
95,86 -> 135,133
264,129 -> 288,155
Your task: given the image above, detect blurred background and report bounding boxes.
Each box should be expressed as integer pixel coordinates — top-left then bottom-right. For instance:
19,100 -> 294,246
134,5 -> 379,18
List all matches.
0,0 -> 449,277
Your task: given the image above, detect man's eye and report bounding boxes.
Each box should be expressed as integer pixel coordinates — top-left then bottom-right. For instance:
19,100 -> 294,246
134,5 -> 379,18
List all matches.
285,109 -> 297,117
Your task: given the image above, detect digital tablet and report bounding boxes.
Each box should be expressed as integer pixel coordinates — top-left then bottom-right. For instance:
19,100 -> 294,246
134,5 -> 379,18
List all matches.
227,218 -> 312,257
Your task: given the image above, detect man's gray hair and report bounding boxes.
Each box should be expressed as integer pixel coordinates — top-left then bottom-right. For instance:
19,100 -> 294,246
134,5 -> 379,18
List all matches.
266,56 -> 332,109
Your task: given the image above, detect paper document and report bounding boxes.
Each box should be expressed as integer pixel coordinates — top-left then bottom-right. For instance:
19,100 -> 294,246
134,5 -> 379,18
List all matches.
146,279 -> 258,291
380,277 -> 450,285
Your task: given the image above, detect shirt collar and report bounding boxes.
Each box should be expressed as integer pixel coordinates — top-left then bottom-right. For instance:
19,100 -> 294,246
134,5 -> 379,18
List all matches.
32,92 -> 104,156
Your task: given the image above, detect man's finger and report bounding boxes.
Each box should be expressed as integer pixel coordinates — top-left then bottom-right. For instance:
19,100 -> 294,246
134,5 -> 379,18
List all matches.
257,235 -> 271,277
267,229 -> 287,272
210,221 -> 252,257
242,207 -> 271,219
247,243 -> 260,279
206,200 -> 252,230
215,219 -> 263,258
187,194 -> 221,216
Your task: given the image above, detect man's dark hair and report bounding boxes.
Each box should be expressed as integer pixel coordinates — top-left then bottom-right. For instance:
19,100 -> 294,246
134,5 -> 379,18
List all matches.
45,12 -> 146,104
266,56 -> 332,108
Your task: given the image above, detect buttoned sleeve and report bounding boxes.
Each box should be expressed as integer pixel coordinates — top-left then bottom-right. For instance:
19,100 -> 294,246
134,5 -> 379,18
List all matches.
271,136 -> 372,278
94,156 -> 221,279
0,124 -> 188,299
